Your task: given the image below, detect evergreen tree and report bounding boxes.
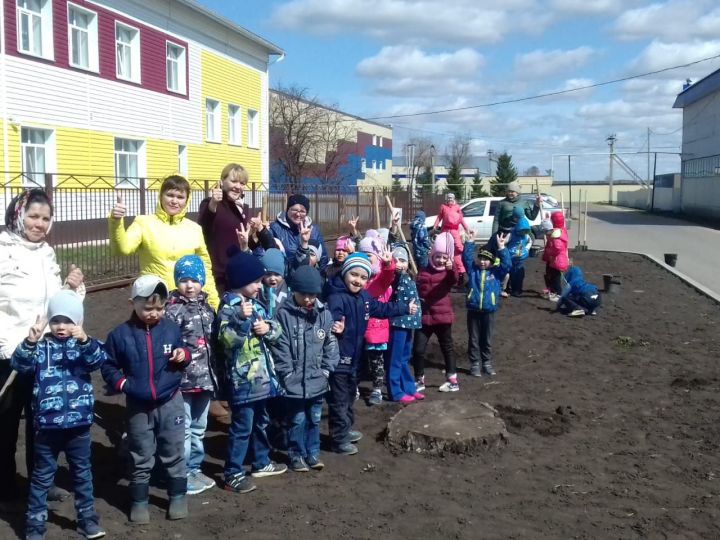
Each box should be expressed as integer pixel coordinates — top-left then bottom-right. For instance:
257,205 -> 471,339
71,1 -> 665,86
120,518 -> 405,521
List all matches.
392,177 -> 402,192
490,152 -> 518,196
470,170 -> 489,198
416,166 -> 433,194
446,164 -> 464,200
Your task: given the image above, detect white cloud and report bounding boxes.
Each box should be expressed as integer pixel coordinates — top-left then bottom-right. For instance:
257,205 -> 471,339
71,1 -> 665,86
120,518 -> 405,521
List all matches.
613,0 -> 720,41
514,47 -> 595,79
628,39 -> 720,78
270,0 -> 545,46
549,0 -> 631,15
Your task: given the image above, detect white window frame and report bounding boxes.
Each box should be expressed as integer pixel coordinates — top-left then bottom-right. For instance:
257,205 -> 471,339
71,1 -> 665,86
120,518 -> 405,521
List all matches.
247,109 -> 259,149
378,136 -> 383,147
115,21 -> 141,84
361,158 -> 366,173
166,41 -> 186,95
372,135 -> 378,146
67,3 -> 98,72
177,145 -> 188,176
21,127 -> 55,188
371,159 -> 377,171
228,104 -> 241,146
16,0 -> 54,60
114,137 -> 145,188
206,99 -> 220,143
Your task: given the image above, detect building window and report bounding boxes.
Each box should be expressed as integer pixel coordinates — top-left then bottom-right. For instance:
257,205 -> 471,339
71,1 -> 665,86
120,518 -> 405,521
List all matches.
361,158 -> 366,173
16,0 -> 53,59
166,42 -> 186,94
115,22 -> 140,83
178,145 -> 188,176
21,127 -> 53,187
247,109 -> 259,148
206,99 -> 220,142
228,105 -> 241,145
372,135 -> 377,146
378,136 -> 383,147
114,138 -> 144,187
67,3 -> 98,71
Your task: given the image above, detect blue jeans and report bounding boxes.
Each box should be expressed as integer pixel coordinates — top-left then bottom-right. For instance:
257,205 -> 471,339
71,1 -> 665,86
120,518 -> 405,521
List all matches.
182,392 -> 211,474
385,328 -> 416,401
26,427 -> 97,536
224,399 -> 270,479
285,397 -> 324,460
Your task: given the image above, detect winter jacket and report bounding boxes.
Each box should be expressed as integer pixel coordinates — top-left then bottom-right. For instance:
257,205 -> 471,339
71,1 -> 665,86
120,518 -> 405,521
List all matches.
561,267 -> 599,299
214,292 -> 282,404
198,196 -> 276,292
410,212 -> 430,270
271,296 -> 340,399
270,212 -> 329,271
492,197 -> 540,235
108,197 -> 219,310
508,211 -> 532,262
543,214 -> 569,272
323,275 -> 407,373
258,281 -> 289,319
164,291 -> 217,393
416,265 -> 458,326
0,230 -> 87,361
462,241 -> 512,312
102,315 -> 190,406
364,260 -> 396,345
11,335 -> 106,430
390,272 -> 422,329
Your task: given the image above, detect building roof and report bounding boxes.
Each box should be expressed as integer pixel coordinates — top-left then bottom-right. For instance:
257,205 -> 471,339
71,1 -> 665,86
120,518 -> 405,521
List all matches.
175,0 -> 284,56
672,67 -> 720,109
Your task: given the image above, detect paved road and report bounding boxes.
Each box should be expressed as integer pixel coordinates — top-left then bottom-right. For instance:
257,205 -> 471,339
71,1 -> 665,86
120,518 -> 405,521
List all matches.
571,204 -> 720,296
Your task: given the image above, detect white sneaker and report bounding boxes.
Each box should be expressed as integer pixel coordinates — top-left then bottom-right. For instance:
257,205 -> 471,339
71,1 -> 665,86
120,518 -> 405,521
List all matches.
439,378 -> 460,392
569,309 -> 585,317
548,293 -> 560,303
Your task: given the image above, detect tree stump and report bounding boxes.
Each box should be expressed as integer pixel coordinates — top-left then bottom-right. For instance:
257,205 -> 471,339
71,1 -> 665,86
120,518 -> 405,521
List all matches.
386,400 -> 509,455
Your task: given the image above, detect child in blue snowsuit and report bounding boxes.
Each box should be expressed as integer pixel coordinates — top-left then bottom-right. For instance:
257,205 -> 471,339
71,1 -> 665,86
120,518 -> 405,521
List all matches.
556,266 -> 601,317
385,245 -> 423,404
506,206 -> 532,297
462,233 -> 511,377
410,211 -> 430,270
322,253 -> 414,455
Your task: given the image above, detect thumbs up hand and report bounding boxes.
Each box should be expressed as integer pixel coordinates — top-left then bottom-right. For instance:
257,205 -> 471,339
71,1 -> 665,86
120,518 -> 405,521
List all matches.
240,299 -> 253,319
208,181 -> 224,213
65,264 -> 84,290
111,191 -> 126,219
331,316 -> 345,335
407,299 -> 418,315
252,314 -> 270,336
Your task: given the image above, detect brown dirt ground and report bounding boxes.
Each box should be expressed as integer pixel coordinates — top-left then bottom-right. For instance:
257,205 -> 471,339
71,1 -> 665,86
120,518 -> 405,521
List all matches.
2,250 -> 720,539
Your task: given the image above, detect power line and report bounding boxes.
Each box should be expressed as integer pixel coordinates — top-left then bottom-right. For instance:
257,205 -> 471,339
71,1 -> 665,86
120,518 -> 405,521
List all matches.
367,52 -> 720,120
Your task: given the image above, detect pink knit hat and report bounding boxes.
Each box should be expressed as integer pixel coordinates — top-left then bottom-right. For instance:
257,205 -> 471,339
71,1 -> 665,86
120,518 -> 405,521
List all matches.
430,232 -> 454,270
359,230 -> 384,257
335,235 -> 355,253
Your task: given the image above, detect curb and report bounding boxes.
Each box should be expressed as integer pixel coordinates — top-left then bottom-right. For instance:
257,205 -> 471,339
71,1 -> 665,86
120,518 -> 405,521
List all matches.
585,248 -> 720,305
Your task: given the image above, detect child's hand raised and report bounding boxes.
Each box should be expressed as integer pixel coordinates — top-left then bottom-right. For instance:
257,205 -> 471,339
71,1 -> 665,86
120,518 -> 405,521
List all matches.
170,348 -> 186,364
71,325 -> 88,342
496,232 -> 510,250
240,299 -> 253,319
444,259 -> 453,270
379,247 -> 393,264
252,316 -> 270,336
331,316 -> 345,335
27,315 -> 47,343
348,215 -> 359,234
407,299 -> 418,315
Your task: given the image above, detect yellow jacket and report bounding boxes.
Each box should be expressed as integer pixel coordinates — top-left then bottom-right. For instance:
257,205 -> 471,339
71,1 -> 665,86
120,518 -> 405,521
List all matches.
108,198 -> 220,310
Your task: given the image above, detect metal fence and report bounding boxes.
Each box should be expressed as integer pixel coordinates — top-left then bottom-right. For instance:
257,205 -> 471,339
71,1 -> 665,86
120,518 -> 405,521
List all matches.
0,172 -> 443,289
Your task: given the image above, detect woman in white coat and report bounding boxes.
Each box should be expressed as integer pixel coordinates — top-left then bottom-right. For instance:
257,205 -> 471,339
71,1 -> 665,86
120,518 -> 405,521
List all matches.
0,188 -> 84,504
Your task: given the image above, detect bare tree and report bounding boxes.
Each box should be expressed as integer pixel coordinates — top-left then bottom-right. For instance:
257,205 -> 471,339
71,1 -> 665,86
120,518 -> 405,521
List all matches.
270,86 -> 357,192
524,165 -> 541,176
445,134 -> 472,199
404,136 -> 435,192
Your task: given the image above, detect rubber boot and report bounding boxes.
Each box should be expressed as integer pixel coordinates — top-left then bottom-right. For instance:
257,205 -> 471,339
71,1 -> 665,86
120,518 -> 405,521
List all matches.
129,483 -> 150,524
167,477 -> 188,520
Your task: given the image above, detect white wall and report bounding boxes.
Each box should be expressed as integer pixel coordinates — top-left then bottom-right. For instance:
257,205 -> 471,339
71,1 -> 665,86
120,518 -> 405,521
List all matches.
681,177 -> 720,219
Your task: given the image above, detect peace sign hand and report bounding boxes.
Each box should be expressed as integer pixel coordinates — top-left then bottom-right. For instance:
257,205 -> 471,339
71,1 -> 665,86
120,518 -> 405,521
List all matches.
236,223 -> 249,251
111,192 -> 126,219
496,232 -> 510,250
299,225 -> 312,248
348,215 -> 359,234
27,315 -> 47,343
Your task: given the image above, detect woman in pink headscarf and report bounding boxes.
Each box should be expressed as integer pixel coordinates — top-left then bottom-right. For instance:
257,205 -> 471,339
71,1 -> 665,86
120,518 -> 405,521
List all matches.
432,193 -> 472,277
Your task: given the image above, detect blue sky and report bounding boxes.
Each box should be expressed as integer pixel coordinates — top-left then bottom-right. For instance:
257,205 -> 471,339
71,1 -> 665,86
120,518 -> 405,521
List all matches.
198,0 -> 720,179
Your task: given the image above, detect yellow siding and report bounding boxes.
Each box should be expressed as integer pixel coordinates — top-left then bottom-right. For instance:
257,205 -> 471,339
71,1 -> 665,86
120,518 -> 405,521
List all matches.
195,50 -> 263,184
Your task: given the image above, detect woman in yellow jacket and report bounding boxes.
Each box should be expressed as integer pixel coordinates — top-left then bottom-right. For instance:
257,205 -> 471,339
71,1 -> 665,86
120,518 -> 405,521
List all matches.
109,175 -> 220,310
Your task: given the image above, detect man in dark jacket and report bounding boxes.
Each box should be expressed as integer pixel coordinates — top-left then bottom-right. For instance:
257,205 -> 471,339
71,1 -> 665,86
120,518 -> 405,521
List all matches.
102,276 -> 190,524
491,181 -> 541,235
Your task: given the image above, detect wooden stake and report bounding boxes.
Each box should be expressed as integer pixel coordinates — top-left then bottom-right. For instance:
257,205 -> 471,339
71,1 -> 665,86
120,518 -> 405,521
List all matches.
373,189 -> 381,229
385,195 -> 418,274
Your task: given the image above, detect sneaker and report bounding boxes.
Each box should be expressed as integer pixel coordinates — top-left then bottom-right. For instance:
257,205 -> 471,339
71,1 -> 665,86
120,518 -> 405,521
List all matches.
78,521 -> 106,540
26,532 -> 44,540
355,387 -> 360,401
548,293 -> 560,303
290,456 -> 309,472
412,392 -> 425,401
195,472 -> 216,490
482,362 -> 496,377
333,443 -> 358,455
500,291 -> 509,298
439,376 -> 459,393
569,309 -> 586,317
399,395 -> 415,405
367,389 -> 382,405
348,430 -> 363,443
542,288 -> 550,297
306,455 -> 325,470
590,310 -> 598,316
251,461 -> 288,478
470,363 -> 482,377
415,376 -> 426,392
224,474 -> 256,494
48,486 -> 70,502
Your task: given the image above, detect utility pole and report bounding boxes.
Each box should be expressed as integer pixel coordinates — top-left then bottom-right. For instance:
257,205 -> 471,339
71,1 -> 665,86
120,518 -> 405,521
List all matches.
407,143 -> 416,196
606,134 -> 616,204
647,127 -> 651,185
430,144 -> 436,191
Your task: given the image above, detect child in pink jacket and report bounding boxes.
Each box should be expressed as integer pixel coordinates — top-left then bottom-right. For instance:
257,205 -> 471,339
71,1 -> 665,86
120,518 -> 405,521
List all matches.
358,231 -> 396,405
543,212 -> 569,298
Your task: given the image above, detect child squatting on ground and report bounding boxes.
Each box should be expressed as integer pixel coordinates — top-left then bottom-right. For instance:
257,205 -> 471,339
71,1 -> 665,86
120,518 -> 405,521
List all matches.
271,265 -> 342,472
462,233 -> 512,378
323,253 -> 417,455
215,251 -> 287,495
101,276 -> 191,524
556,266 -> 602,317
163,255 -> 218,496
12,290 -> 107,540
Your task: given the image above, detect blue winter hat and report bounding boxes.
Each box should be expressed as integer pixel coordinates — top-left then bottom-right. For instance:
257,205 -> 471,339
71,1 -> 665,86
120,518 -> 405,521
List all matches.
341,252 -> 373,279
47,290 -> 83,325
290,265 -> 323,294
262,248 -> 286,276
174,255 -> 206,286
226,252 -> 266,290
